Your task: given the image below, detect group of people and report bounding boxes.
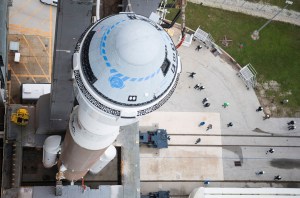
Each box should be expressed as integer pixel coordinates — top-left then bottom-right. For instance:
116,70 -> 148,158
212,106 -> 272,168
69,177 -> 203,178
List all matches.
189,72 -> 212,132
257,107 -> 298,131
195,122 -> 213,144
194,84 -> 205,91
187,71 -> 230,111
198,121 -> 213,131
188,72 -> 209,107
188,72 -> 210,107
256,148 -> 283,180
257,106 -> 272,120
287,120 -> 296,130
256,170 -> 282,180
188,71 -> 294,183
191,72 -> 234,130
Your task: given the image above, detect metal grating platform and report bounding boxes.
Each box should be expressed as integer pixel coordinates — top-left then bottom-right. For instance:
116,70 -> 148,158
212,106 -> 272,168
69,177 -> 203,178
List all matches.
238,63 -> 257,89
194,26 -> 215,46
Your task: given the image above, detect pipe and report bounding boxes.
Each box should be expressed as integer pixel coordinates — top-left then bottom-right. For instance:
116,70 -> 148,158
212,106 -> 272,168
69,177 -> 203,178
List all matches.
126,0 -> 133,12
96,0 -> 100,20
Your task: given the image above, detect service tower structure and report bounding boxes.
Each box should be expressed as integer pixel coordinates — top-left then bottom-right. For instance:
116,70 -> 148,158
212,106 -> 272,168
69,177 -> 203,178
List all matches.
43,13 -> 181,182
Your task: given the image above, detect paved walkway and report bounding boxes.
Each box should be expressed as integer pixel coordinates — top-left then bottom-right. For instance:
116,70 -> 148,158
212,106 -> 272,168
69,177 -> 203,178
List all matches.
160,28 -> 300,135
140,112 -> 223,181
140,27 -> 300,196
189,0 -> 300,26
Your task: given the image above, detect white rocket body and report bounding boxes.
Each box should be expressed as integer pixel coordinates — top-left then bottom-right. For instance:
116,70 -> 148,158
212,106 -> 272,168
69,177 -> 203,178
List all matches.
43,13 -> 181,181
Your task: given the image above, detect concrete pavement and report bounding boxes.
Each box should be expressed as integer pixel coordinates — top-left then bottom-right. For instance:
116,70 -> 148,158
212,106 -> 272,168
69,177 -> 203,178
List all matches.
159,28 -> 300,135
139,112 -> 223,182
139,27 -> 300,196
9,0 -> 56,36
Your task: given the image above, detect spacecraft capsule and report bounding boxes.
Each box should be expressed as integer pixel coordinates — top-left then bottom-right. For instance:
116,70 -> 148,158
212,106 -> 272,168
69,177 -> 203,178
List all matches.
73,13 -> 181,123
46,13 -> 181,181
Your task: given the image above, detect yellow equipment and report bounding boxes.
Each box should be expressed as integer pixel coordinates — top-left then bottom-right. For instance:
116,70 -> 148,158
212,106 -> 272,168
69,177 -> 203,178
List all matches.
11,108 -> 29,126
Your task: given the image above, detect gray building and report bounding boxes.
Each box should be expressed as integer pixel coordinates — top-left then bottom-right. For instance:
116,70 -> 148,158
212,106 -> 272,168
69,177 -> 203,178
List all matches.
0,0 -> 10,106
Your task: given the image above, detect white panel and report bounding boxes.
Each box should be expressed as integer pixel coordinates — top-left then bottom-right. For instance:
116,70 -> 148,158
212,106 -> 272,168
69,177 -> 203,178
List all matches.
22,84 -> 51,100
9,41 -> 19,51
14,53 -> 20,62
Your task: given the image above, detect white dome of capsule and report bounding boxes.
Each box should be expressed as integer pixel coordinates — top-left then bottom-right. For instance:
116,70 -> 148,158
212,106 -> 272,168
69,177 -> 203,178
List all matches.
115,21 -> 164,66
73,13 -> 180,118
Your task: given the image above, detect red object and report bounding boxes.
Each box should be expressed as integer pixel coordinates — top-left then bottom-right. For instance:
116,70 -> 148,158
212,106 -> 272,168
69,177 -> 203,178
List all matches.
176,35 -> 185,49
82,178 -> 86,191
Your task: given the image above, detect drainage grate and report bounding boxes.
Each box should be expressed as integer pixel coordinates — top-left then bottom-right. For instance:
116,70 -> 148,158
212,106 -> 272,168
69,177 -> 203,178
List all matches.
234,161 -> 242,166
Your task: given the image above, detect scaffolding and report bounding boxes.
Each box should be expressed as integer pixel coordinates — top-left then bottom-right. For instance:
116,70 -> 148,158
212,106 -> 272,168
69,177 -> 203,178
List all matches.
193,26 -> 215,47
238,63 -> 257,89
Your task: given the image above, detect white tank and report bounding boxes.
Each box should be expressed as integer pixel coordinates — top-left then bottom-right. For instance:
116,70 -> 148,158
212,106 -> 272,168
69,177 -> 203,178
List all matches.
42,135 -> 61,168
89,145 -> 117,174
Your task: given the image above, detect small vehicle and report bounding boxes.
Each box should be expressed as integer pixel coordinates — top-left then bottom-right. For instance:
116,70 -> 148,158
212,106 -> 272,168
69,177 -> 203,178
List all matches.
11,108 -> 29,126
139,129 -> 170,148
40,0 -> 58,6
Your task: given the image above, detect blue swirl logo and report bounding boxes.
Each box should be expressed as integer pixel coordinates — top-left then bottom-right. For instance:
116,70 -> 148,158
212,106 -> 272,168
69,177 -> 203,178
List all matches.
109,76 -> 124,89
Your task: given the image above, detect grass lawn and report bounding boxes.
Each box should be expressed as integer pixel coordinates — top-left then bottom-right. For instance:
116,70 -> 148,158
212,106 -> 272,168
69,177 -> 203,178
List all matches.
246,0 -> 300,12
167,2 -> 300,116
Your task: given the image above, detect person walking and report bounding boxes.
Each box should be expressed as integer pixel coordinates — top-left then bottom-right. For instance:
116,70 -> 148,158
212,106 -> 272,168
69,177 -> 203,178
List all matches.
227,122 -> 233,127
222,102 -> 229,108
194,84 -> 200,89
263,114 -> 270,120
195,138 -> 201,144
288,125 -> 296,130
206,124 -> 212,131
195,45 -> 202,51
256,106 -> 263,112
204,103 -> 210,107
203,180 -> 210,185
188,72 -> 196,78
274,175 -> 282,180
256,171 -> 265,175
266,148 -> 274,154
199,86 -> 205,90
287,120 -> 295,125
199,121 -> 205,127
202,98 -> 208,104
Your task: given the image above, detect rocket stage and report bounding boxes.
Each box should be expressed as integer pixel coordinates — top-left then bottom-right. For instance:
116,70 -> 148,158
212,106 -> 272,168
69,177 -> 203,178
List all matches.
2,105 -> 140,197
